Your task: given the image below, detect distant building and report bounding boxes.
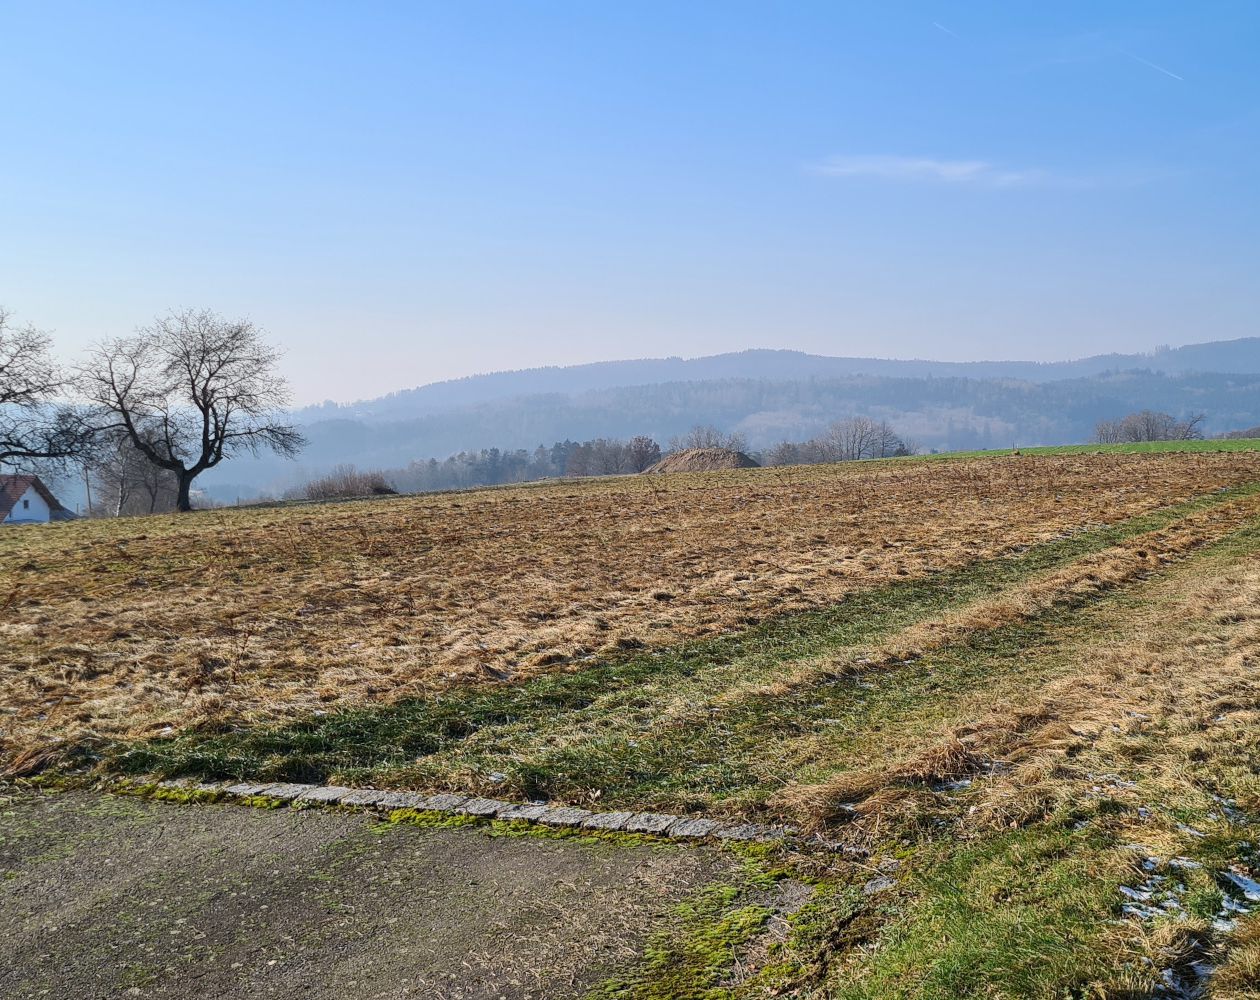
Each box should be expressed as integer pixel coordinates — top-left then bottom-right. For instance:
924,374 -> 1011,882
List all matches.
1,474 -> 74,525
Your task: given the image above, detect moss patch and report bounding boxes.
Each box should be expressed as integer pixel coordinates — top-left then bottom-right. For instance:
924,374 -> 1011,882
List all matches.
589,884 -> 776,999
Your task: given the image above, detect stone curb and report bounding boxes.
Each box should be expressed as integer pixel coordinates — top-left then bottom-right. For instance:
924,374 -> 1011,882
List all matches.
141,778 -> 794,844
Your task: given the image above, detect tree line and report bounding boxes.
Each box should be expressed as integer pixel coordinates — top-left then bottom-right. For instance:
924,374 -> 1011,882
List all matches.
1,302 -> 925,513
762,417 -> 916,465
284,420 -> 920,499
1,307 -> 303,514
287,406 -> 1234,502
289,437 -> 665,498
1094,410 -> 1205,444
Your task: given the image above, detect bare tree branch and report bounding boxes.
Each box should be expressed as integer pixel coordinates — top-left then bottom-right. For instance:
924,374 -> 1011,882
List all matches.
1095,410 -> 1206,444
0,308 -> 95,471
77,309 -> 305,511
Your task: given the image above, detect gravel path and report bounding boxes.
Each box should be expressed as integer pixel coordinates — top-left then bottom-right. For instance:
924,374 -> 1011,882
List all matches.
0,789 -> 731,999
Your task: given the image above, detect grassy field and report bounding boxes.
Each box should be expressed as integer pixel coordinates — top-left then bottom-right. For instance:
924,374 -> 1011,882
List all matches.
7,446 -> 1260,996
5,449 -> 1260,764
918,437 -> 1260,459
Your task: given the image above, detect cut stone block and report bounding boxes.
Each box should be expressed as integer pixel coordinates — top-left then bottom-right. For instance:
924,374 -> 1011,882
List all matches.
497,803 -> 551,821
623,813 -> 680,835
419,793 -> 469,812
581,811 -> 635,831
457,797 -> 512,817
536,806 -> 593,827
296,786 -> 351,805
224,783 -> 271,797
258,783 -> 315,801
712,823 -> 763,841
338,789 -> 387,807
667,818 -> 721,839
374,791 -> 429,810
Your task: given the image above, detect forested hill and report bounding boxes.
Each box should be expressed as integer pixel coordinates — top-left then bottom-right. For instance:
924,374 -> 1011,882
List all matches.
202,363 -> 1260,501
296,339 -> 1260,424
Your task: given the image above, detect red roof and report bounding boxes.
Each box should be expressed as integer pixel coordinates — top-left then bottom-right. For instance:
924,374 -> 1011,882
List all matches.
0,474 -> 67,520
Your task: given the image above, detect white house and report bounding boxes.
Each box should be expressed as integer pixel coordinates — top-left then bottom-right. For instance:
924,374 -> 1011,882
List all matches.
1,475 -> 72,525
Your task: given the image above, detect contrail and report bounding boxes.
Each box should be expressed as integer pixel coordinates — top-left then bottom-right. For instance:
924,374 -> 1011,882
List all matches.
932,21 -> 961,39
1124,50 -> 1184,81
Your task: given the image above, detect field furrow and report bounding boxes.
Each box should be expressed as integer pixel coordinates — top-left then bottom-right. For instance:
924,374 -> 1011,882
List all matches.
5,452 -> 1260,772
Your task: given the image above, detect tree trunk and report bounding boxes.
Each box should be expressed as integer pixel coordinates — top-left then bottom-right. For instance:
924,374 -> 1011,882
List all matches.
176,473 -> 195,512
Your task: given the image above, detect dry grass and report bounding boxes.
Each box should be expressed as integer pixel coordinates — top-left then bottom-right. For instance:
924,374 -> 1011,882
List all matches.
3,451 -> 1260,765
1214,916 -> 1260,998
727,490 -> 1260,708
776,531 -> 1260,843
779,540 -> 1260,995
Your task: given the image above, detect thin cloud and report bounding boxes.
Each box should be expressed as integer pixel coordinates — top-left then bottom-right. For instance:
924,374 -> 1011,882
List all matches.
1122,50 -> 1184,81
932,21 -> 961,40
811,154 -> 1050,188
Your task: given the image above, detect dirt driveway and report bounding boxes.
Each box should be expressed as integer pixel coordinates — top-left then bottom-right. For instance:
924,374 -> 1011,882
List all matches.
0,790 -> 733,999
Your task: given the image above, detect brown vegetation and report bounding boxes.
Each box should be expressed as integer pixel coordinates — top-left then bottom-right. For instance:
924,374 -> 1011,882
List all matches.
775,537 -> 1260,842
292,465 -> 397,500
644,447 -> 760,473
2,451 -> 1260,764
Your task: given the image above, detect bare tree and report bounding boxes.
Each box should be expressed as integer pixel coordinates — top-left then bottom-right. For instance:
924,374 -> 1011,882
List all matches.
1095,410 -> 1205,444
78,309 -> 305,512
817,416 -> 880,461
765,440 -> 801,467
669,425 -> 748,453
626,435 -> 662,472
871,419 -> 910,458
90,430 -> 180,516
1094,419 -> 1123,444
0,308 -> 94,471
788,418 -> 914,464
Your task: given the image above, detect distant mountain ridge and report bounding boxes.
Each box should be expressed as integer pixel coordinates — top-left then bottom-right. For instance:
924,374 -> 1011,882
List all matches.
296,338 -> 1260,424
198,337 -> 1260,502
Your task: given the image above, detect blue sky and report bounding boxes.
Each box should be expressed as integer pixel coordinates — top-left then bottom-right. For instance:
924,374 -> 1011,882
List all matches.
2,2 -> 1257,403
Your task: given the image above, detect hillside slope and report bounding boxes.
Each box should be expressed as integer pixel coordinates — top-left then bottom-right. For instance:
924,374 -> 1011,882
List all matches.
207,368 -> 1260,497
296,339 -> 1260,424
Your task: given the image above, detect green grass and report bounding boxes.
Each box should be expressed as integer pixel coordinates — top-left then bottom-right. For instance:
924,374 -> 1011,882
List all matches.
806,518 -> 1260,999
82,481 -> 1260,816
36,465 -> 1260,998
590,884 -> 776,999
913,437 -> 1260,460
830,822 -> 1139,999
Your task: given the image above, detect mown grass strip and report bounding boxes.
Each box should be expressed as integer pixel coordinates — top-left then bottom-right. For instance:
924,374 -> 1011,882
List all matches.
818,520 -> 1260,995
832,821 -> 1139,1000
704,526 -> 1260,998
907,438 -> 1260,461
91,482 -> 1260,789
399,508 -> 1260,815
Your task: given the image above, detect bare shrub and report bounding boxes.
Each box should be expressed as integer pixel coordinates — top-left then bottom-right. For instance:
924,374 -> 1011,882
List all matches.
668,425 -> 748,453
296,465 -> 398,500
1095,410 -> 1204,444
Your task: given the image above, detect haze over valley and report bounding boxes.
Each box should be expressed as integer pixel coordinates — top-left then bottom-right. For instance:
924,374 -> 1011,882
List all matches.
203,337 -> 1260,499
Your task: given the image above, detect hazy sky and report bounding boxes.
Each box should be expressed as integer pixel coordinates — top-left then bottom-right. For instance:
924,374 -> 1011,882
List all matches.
3,2 -> 1257,404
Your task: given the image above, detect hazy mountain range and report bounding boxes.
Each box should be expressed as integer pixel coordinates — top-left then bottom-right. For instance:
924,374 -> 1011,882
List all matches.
201,338 -> 1260,500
